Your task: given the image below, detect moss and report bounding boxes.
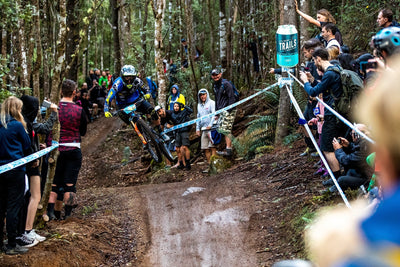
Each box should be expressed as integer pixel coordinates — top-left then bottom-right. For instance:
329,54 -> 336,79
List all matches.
209,155 -> 232,175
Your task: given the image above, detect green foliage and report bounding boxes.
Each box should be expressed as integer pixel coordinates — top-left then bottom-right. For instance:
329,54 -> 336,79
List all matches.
0,89 -> 15,103
81,202 -> 98,216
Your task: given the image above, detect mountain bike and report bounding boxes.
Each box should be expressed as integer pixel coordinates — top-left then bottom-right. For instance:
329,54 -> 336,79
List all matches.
115,102 -> 175,164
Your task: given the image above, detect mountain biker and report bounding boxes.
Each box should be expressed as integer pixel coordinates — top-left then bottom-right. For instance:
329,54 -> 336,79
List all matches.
104,65 -> 158,125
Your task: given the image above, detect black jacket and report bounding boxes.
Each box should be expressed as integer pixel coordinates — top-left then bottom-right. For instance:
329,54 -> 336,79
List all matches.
213,79 -> 236,110
171,104 -> 193,133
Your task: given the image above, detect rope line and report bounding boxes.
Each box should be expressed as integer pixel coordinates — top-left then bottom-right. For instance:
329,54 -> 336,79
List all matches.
285,84 -> 352,208
162,82 -> 279,134
0,141 -> 59,175
286,71 -> 375,144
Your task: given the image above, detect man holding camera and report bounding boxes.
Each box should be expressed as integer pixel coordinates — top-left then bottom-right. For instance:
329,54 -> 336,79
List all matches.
322,124 -> 373,193
300,47 -> 343,179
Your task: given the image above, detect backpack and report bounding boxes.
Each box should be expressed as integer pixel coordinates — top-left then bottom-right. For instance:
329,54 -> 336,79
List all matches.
329,66 -> 363,118
221,79 -> 239,102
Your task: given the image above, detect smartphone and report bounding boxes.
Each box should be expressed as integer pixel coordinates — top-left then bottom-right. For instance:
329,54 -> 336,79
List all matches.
359,61 -> 377,72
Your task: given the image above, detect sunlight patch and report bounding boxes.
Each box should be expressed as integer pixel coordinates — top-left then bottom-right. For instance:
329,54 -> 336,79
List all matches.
182,187 -> 206,196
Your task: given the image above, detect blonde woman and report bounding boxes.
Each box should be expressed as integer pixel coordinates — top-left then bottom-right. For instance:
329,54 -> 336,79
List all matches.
295,1 -> 343,46
0,96 -> 31,255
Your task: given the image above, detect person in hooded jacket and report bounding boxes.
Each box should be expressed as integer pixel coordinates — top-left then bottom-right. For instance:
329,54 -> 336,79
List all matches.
171,102 -> 193,170
196,89 -> 216,166
0,96 -> 31,255
167,84 -> 185,111
19,95 -> 58,246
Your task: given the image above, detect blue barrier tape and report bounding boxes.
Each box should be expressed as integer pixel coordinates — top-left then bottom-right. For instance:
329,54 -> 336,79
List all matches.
0,141 -> 59,175
162,82 -> 279,134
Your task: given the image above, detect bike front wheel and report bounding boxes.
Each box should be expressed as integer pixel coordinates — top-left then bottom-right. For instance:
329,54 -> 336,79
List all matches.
158,140 -> 176,163
135,119 -> 163,163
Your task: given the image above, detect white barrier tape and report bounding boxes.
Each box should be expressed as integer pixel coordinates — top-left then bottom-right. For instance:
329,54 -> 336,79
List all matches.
287,71 -> 375,144
285,84 -> 352,208
162,82 -> 279,134
0,141 -> 59,175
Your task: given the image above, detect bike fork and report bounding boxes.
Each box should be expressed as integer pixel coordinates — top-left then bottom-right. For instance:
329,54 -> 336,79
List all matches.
132,121 -> 148,145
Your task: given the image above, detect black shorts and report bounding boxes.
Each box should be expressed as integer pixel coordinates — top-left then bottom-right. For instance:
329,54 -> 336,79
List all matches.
53,149 -> 82,186
320,115 -> 337,152
26,164 -> 40,177
175,131 -> 190,147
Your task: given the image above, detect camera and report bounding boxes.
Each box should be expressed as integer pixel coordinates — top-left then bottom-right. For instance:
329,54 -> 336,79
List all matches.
359,61 -> 377,72
42,100 -> 52,108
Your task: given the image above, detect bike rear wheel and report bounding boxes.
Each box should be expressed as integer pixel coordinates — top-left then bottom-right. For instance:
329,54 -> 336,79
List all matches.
135,119 -> 163,163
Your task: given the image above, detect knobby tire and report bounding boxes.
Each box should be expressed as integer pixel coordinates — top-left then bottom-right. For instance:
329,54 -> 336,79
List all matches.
135,119 -> 162,163
158,139 -> 175,163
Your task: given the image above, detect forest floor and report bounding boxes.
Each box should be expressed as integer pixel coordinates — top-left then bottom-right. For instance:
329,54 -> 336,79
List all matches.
0,115 -> 345,267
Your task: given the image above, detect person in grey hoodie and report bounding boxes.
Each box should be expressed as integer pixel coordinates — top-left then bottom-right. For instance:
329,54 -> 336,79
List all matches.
196,89 -> 217,164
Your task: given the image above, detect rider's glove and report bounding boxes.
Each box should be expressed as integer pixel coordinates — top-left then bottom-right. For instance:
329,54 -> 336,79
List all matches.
144,93 -> 151,101
105,111 -> 113,118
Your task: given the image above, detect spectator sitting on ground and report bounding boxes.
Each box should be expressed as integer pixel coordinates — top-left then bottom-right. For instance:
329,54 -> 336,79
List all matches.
167,84 -> 185,111
376,8 -> 400,29
196,88 -> 216,171
171,102 -> 193,170
322,124 -> 373,193
0,96 -> 31,255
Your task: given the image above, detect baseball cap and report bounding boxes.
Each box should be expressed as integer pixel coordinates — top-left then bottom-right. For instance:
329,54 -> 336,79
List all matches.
211,68 -> 221,75
199,88 -> 207,94
154,105 -> 162,112
181,38 -> 186,42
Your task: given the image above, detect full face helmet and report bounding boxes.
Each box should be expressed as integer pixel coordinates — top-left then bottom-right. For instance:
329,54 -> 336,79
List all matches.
120,65 -> 138,89
371,26 -> 400,57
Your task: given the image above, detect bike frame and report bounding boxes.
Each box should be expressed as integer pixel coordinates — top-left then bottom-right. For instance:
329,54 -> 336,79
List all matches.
122,103 -> 147,145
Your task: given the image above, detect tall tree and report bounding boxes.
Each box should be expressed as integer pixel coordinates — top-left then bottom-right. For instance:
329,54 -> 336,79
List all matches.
111,0 -> 122,74
152,0 -> 167,108
65,0 -> 80,81
32,0 -> 42,98
207,0 -> 216,67
219,0 -> 227,67
275,0 -> 297,145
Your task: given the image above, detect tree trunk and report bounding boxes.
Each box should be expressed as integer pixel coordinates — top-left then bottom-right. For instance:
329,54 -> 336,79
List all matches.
207,0 -> 216,67
299,0 -> 310,45
153,0 -> 167,108
65,0 -> 80,81
111,0 -> 122,74
16,2 -> 29,90
184,0 -> 198,101
32,0 -> 42,98
38,0 -> 68,226
139,0 -> 150,76
219,0 -> 227,68
1,26 -> 7,89
275,0 -> 297,145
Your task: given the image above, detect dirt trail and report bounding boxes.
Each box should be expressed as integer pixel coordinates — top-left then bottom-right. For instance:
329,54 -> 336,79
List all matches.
139,181 -> 257,266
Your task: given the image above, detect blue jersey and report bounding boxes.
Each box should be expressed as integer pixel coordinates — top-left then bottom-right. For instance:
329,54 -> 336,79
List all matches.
104,77 -> 148,112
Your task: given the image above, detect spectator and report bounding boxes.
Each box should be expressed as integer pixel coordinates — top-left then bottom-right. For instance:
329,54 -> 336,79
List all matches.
19,95 -> 57,246
85,69 -> 94,89
167,84 -> 185,111
327,46 -> 340,60
181,38 -> 202,68
99,71 -> 109,89
171,102 -> 193,170
155,105 -> 176,168
376,8 -> 400,28
47,79 -> 87,220
321,23 -> 342,53
247,32 -> 260,73
337,53 -> 355,71
211,68 -> 237,157
323,124 -> 373,193
295,5 -> 343,46
168,59 -> 178,85
305,58 -> 400,267
97,80 -> 108,114
0,96 -> 31,255
146,76 -> 158,101
299,48 -> 343,180
196,89 -> 217,170
80,91 -> 98,123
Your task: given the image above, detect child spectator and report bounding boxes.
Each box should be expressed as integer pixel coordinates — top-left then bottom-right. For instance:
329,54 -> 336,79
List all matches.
171,102 -> 193,170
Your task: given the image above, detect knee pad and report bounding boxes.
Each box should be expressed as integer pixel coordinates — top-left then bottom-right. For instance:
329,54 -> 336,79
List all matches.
65,184 -> 76,193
